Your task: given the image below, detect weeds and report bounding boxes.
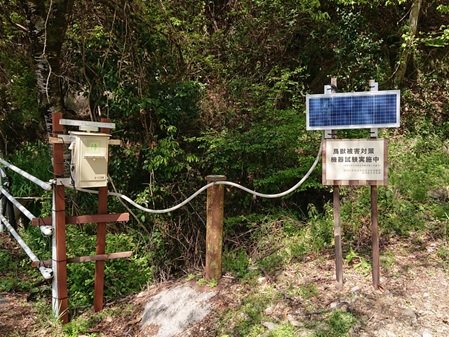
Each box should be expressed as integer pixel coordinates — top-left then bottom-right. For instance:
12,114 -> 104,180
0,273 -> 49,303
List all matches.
313,311 -> 357,337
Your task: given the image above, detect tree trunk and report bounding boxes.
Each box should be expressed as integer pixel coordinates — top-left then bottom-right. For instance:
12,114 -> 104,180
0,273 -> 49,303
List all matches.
21,0 -> 74,134
394,0 -> 423,87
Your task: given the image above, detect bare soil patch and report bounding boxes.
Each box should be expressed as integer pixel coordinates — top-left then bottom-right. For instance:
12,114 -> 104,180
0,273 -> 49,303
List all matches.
1,235 -> 449,337
0,292 -> 40,336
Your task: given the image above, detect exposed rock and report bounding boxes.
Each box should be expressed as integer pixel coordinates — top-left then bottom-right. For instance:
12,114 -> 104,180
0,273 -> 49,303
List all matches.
400,307 -> 417,323
140,284 -> 217,337
428,186 -> 449,202
261,321 -> 278,330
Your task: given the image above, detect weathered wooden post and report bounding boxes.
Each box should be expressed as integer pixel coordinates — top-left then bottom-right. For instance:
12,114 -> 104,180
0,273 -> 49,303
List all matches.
369,79 -> 380,289
94,118 -> 111,312
52,112 -> 69,323
205,175 -> 226,281
328,78 -> 343,289
333,183 -> 343,289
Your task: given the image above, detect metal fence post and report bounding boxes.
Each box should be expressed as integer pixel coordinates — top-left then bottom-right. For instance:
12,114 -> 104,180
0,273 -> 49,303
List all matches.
205,175 -> 226,281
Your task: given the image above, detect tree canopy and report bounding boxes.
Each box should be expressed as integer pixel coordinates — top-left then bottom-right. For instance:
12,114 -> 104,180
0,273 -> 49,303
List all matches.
1,0 -> 448,145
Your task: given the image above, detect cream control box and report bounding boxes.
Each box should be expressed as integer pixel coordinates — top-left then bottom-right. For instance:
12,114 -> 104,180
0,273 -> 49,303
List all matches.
69,132 -> 111,187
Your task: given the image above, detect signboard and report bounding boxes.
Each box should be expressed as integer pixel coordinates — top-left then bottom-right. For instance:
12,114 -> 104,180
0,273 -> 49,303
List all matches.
306,90 -> 400,130
322,139 -> 388,186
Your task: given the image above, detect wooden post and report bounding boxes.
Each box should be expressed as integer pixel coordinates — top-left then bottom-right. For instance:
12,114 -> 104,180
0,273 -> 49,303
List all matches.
370,79 -> 380,289
333,184 -> 343,289
371,185 -> 380,288
94,119 -> 111,312
328,78 -> 343,289
205,175 -> 226,281
52,112 -> 69,323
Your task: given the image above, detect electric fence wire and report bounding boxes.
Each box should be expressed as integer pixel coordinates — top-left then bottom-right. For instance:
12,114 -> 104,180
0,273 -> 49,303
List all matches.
71,138 -> 323,214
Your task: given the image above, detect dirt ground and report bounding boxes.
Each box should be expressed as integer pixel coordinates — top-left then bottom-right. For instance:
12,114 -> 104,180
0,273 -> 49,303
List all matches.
1,234 -> 449,337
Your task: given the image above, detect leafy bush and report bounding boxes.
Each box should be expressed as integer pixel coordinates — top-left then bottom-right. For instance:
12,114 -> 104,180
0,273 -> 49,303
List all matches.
65,228 -> 153,308
222,248 -> 252,279
6,141 -> 52,198
307,203 -> 334,252
0,239 -> 43,293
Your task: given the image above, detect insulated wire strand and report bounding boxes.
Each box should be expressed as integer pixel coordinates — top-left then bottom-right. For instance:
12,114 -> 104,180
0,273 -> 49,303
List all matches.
214,137 -> 322,199
70,138 -> 323,213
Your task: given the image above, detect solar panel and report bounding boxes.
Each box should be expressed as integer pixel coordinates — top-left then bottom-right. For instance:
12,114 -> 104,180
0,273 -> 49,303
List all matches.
306,90 -> 400,130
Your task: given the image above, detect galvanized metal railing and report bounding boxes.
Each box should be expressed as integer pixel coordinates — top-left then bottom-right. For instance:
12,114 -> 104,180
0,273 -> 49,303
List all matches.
0,160 -> 53,280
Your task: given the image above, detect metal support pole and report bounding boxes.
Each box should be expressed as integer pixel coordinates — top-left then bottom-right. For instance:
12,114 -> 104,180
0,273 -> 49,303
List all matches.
52,112 -> 69,323
370,79 -> 380,289
205,175 -> 226,281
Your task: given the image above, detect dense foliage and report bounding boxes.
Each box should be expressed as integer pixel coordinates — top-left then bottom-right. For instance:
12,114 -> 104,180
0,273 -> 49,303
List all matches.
1,0 -> 449,321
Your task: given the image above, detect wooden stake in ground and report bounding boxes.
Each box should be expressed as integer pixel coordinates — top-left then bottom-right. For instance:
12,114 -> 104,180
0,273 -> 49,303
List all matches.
333,184 -> 343,289
205,175 -> 226,281
369,79 -> 380,289
329,77 -> 343,289
371,185 -> 380,288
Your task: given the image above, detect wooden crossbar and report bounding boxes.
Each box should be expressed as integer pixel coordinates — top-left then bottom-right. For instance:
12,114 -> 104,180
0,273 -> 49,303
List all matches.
31,213 -> 129,226
32,251 -> 133,268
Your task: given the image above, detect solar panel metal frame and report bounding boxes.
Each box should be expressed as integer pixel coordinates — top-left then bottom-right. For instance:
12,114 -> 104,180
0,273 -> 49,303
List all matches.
306,90 -> 400,130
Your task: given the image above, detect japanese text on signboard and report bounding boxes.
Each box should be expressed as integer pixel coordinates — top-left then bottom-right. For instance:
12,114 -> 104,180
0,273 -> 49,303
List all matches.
323,139 -> 387,185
